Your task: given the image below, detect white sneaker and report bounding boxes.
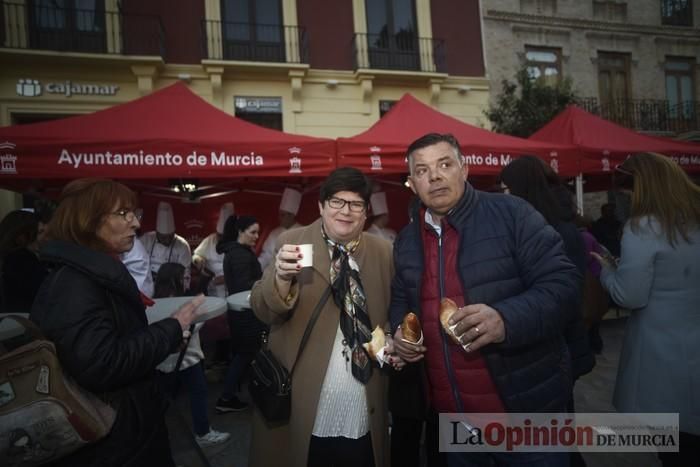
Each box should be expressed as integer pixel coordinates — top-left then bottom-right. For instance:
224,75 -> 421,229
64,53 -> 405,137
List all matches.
195,428 -> 231,448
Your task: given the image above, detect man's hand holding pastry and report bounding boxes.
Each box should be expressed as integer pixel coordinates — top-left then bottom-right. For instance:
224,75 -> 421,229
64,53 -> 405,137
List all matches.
393,312 -> 426,363
440,299 -> 505,353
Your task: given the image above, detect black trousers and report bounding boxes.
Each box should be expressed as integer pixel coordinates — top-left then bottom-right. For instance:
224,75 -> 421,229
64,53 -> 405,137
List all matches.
658,432 -> 700,467
391,413 -> 446,467
391,415 -> 422,467
308,433 -> 375,467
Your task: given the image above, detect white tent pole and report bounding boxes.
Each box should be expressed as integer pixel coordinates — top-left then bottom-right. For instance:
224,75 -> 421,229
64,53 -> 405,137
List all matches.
576,173 -> 584,215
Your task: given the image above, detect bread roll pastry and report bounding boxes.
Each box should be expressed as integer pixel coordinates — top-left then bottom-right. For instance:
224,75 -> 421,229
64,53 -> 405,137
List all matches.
363,325 -> 386,361
400,312 -> 422,343
439,298 -> 462,345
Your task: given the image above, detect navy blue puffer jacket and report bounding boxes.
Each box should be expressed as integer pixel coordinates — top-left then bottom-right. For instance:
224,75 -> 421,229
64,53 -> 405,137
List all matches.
389,183 -> 580,412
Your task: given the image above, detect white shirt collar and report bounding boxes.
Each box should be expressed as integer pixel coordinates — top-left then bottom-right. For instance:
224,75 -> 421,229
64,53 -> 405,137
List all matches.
424,209 -> 442,236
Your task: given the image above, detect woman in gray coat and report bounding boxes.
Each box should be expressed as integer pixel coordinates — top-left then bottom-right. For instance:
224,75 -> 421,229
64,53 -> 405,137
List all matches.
593,153 -> 700,467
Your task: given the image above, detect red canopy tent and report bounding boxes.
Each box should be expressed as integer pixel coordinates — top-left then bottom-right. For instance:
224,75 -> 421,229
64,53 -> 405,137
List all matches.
336,93 -> 579,177
529,105 -> 700,175
0,82 -> 335,182
0,82 -> 337,244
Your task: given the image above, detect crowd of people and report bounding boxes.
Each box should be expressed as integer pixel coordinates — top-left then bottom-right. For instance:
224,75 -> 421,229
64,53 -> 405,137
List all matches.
0,133 -> 698,467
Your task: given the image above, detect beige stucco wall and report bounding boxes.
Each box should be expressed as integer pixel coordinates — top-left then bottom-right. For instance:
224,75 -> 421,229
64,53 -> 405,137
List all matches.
482,0 -> 700,104
1,56 -> 490,133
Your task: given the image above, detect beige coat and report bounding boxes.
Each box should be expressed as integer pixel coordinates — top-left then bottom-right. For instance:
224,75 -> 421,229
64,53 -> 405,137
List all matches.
249,218 -> 394,467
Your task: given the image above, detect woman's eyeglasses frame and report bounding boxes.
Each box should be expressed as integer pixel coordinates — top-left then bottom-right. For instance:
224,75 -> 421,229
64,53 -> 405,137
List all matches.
326,196 -> 366,213
112,209 -> 142,223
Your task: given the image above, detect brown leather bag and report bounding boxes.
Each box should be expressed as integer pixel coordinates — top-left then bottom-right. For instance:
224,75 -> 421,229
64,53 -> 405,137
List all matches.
0,315 -> 116,467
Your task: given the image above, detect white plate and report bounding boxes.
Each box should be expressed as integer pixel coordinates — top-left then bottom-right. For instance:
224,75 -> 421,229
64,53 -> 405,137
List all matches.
0,313 -> 30,341
146,297 -> 227,324
226,290 -> 251,311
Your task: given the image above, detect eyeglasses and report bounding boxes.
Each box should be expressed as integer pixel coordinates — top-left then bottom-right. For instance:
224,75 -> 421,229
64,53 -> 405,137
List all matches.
327,197 -> 366,213
112,209 -> 142,223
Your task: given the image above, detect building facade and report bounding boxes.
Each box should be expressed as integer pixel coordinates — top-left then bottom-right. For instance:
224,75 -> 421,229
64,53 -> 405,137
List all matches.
0,0 -> 492,215
0,0 -> 490,134
482,0 -> 700,135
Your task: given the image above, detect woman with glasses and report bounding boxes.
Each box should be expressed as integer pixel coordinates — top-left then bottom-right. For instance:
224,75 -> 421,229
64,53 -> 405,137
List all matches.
29,178 -> 205,467
592,153 -> 700,467
249,167 -> 396,467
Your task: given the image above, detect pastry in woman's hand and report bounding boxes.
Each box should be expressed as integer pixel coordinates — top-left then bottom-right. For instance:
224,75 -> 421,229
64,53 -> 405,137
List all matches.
363,325 -> 386,361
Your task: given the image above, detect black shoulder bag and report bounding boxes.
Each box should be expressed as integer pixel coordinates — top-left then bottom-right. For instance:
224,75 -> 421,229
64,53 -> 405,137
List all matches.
248,285 -> 332,424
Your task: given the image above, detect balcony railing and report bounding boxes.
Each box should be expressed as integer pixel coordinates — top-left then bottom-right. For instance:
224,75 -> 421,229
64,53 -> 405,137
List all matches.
201,20 -> 307,63
577,97 -> 700,134
353,32 -> 446,73
0,1 -> 164,56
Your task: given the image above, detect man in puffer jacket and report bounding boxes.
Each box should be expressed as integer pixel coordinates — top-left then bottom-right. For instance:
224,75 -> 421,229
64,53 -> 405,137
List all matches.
391,133 -> 580,467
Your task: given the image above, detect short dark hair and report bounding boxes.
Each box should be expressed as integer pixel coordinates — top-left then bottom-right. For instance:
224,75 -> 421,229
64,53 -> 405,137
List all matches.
406,133 -> 462,173
319,167 -> 372,205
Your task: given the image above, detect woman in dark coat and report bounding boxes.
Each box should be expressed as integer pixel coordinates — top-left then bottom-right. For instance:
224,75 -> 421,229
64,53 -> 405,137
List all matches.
29,178 -> 204,467
218,215 -> 262,295
500,157 -> 595,379
501,156 -> 594,467
0,209 -> 47,313
215,215 -> 262,412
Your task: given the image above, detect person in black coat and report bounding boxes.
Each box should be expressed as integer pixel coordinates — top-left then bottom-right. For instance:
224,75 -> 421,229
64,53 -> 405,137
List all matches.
0,209 -> 47,313
219,215 -> 262,295
500,157 -> 595,381
29,178 -> 204,467
215,214 -> 263,413
500,156 -> 594,467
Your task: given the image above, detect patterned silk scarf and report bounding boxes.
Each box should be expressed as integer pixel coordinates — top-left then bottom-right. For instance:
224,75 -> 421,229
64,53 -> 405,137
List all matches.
322,227 -> 373,384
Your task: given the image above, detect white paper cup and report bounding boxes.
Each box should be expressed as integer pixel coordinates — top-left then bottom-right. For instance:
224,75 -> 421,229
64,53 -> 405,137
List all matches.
298,244 -> 313,268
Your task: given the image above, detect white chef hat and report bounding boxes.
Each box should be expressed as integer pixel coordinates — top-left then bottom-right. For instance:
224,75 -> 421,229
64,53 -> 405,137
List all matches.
156,201 -> 175,234
279,188 -> 301,215
370,192 -> 388,216
216,202 -> 235,234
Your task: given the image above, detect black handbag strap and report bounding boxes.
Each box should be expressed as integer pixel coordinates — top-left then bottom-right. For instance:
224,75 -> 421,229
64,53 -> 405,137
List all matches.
287,284 -> 332,381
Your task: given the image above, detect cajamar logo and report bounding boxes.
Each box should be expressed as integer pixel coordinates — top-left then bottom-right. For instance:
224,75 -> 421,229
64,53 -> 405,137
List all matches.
0,142 -> 18,174
16,79 -> 42,97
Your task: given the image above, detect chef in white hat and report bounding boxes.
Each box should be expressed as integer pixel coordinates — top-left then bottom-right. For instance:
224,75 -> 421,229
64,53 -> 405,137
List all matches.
140,201 -> 192,287
192,202 -> 234,297
258,188 -> 302,270
367,191 -> 397,242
